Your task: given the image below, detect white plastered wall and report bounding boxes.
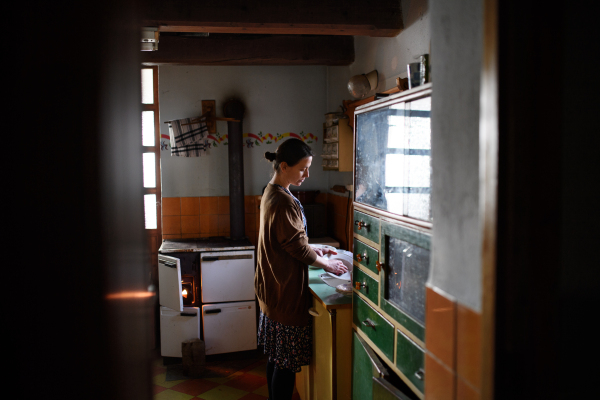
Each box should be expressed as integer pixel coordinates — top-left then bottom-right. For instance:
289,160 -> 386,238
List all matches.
159,65 -> 328,197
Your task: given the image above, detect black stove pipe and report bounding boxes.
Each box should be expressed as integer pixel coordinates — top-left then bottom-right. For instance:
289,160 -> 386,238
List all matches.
223,99 -> 245,240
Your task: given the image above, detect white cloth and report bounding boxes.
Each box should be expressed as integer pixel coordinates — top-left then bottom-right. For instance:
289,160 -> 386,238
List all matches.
168,117 -> 209,157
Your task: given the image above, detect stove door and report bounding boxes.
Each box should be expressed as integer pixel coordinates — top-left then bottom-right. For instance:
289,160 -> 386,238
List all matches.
202,301 -> 257,355
201,250 -> 255,303
158,254 -> 183,312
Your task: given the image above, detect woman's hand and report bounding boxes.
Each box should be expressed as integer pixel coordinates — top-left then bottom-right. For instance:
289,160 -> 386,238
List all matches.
323,258 -> 348,276
312,254 -> 348,276
310,245 -> 338,258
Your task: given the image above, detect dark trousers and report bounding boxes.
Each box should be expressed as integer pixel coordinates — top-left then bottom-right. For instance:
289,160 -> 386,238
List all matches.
266,360 -> 296,400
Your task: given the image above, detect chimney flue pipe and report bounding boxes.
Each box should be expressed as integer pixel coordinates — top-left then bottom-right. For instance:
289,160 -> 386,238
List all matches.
223,99 -> 245,240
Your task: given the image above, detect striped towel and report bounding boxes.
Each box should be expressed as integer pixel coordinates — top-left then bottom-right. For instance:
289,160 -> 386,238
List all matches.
170,139 -> 211,157
168,117 -> 209,157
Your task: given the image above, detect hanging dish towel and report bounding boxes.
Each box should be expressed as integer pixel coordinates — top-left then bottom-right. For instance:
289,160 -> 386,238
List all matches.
168,117 -> 209,157
170,139 -> 211,157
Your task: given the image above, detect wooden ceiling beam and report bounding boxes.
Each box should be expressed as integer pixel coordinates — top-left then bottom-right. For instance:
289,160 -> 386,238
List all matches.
141,34 -> 355,66
156,23 -> 397,37
143,0 -> 403,37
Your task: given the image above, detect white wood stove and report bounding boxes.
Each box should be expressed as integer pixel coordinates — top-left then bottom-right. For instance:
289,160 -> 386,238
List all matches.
158,237 -> 257,357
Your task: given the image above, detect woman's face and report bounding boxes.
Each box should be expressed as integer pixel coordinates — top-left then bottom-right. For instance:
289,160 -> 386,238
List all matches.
282,156 -> 312,187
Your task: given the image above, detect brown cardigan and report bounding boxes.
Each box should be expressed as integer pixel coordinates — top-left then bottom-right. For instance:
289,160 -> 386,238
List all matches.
254,183 -> 318,326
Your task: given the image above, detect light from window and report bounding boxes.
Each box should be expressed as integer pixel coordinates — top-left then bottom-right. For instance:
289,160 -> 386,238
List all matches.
144,194 -> 157,229
141,69 -> 154,104
388,114 -> 405,149
143,152 -> 156,188
142,111 -> 155,146
385,154 -> 405,187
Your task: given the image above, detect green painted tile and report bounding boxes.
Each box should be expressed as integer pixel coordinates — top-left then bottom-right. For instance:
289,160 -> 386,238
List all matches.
246,365 -> 267,378
308,268 -> 352,306
204,371 -> 242,385
253,384 -> 270,397
197,385 -> 248,400
153,373 -> 188,389
154,389 -> 195,400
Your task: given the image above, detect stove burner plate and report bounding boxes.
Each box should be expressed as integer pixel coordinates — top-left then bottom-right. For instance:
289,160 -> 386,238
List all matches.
159,236 -> 254,253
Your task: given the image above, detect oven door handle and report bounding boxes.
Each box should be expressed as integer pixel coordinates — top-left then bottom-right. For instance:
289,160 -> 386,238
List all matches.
160,261 -> 177,268
179,312 -> 196,317
204,308 -> 221,314
202,255 -> 252,261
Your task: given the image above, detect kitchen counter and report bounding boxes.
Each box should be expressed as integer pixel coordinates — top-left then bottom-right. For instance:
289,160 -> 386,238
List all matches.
308,268 -> 352,309
158,237 -> 254,253
160,239 -> 349,309
298,268 -> 353,400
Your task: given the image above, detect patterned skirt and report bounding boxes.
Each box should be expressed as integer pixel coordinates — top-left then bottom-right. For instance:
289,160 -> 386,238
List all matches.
257,311 -> 312,373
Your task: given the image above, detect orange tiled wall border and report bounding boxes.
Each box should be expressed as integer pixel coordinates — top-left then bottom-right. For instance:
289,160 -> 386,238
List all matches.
425,285 -> 482,400
162,196 -> 261,246
161,192 -> 352,251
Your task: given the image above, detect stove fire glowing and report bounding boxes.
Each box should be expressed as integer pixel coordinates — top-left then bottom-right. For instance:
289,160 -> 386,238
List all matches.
181,275 -> 195,306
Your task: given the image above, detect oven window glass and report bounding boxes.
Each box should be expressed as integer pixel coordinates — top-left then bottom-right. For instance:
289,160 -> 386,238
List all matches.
385,236 -> 430,324
355,96 -> 431,221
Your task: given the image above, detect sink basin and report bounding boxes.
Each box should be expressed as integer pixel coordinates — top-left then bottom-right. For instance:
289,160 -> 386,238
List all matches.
324,250 -> 353,281
309,248 -> 353,281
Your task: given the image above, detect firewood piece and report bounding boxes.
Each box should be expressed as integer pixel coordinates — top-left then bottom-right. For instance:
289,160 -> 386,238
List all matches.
182,338 -> 205,377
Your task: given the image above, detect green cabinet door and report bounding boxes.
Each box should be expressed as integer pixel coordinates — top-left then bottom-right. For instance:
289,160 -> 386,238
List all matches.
353,265 -> 379,305
352,332 -> 374,400
373,377 -> 414,400
353,292 -> 394,360
395,329 -> 425,394
353,331 -> 420,400
353,238 -> 380,275
353,210 -> 380,244
352,331 -> 388,400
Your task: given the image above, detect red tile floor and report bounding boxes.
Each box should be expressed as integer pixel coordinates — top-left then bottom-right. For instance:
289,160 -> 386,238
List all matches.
152,353 -> 301,400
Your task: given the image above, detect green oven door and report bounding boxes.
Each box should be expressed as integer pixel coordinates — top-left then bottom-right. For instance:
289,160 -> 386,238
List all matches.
352,331 -> 387,400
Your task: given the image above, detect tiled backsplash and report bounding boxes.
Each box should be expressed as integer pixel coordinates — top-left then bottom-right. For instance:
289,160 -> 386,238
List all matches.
161,192 -> 353,251
162,196 -> 261,245
425,285 -> 482,400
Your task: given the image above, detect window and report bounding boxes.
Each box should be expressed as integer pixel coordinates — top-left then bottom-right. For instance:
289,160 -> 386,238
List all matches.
141,67 -> 161,230
355,94 -> 432,222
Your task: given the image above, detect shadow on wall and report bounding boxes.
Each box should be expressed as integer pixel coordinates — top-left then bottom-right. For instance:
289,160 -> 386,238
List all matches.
325,192 -> 354,251
401,0 -> 430,29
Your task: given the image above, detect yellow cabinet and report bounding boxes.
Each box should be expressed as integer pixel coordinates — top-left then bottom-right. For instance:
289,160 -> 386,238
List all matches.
322,118 -> 353,171
297,296 -> 352,400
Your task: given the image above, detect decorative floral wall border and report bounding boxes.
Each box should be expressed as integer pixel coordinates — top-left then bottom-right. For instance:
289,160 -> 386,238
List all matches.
160,131 -> 318,151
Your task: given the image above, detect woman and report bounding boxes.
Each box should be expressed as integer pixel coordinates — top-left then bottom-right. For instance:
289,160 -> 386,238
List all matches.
255,138 -> 348,400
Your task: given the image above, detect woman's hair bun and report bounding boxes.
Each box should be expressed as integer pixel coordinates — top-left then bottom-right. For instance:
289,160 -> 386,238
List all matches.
264,151 -> 276,162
